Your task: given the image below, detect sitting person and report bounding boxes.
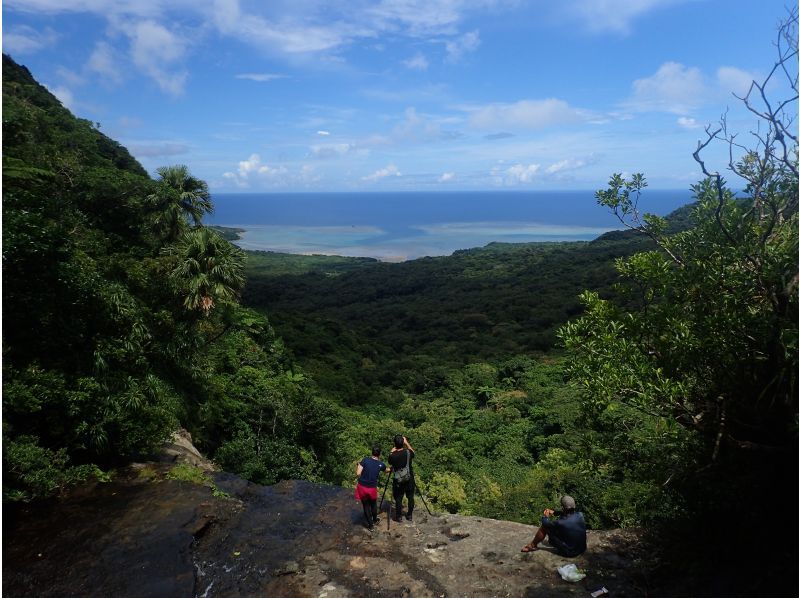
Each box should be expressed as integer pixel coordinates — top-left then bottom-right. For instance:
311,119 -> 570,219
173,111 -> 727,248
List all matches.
521,495 -> 587,557
355,444 -> 387,530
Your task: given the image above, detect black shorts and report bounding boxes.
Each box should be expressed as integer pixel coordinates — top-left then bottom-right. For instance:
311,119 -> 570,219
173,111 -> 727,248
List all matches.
547,532 -> 582,558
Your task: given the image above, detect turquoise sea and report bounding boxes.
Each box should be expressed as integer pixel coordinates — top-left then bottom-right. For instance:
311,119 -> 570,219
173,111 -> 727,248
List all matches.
207,190 -> 691,261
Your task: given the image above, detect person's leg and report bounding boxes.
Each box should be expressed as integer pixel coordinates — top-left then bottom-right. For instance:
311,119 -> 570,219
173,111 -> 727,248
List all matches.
392,481 -> 403,521
405,481 -> 415,519
522,526 -> 547,551
361,498 -> 374,528
369,497 -> 378,523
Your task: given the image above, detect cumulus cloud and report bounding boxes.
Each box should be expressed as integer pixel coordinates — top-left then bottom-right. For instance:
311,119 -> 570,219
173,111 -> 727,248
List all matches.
626,62 -> 706,114
404,52 -> 429,71
493,163 -> 541,185
362,164 -> 401,181
4,24 -> 58,54
438,172 -> 455,182
317,130 -> 331,136
677,116 -> 701,129
445,30 -> 480,62
223,153 -> 289,187
467,99 -> 585,130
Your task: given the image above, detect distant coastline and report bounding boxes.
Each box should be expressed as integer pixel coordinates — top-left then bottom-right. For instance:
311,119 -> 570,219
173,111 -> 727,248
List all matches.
210,226 -> 246,242
206,190 -> 692,261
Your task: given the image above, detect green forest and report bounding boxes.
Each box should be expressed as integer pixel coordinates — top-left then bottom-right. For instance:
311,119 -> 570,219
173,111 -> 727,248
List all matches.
3,23 -> 797,592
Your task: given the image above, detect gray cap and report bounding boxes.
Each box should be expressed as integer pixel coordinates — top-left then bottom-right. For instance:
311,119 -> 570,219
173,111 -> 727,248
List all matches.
560,495 -> 576,510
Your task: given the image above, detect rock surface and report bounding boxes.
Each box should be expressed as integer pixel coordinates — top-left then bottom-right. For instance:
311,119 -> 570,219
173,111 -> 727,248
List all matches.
3,470 -> 650,597
3,436 -> 651,597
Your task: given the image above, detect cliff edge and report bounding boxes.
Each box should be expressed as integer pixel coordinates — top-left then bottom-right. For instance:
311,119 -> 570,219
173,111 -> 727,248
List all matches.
3,437 -> 650,597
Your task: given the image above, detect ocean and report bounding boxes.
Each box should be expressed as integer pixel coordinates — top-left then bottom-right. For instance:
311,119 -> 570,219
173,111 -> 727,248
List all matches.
207,190 -> 691,261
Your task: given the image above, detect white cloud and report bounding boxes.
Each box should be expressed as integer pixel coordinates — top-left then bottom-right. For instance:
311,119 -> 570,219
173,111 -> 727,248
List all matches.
223,152 -> 289,186
223,171 -> 248,188
317,130 -> 331,136
298,164 -> 321,184
4,25 -> 58,54
404,52 -> 429,71
716,66 -> 754,97
49,85 -> 77,110
445,29 -> 480,62
493,163 -> 541,185
626,62 -> 706,114
676,116 -> 701,129
235,72 -> 287,82
87,41 -> 123,83
438,172 -> 455,182
237,153 -> 263,177
467,99 -> 586,130
545,158 -> 586,174
364,0 -> 467,36
257,164 -> 288,177
362,164 -> 401,181
211,5 -> 348,54
310,143 -> 365,159
563,0 -> 692,34
127,20 -> 188,95
56,66 -> 85,87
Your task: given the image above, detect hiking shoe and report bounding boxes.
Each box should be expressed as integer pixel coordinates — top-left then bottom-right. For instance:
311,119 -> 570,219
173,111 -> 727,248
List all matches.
404,514 -> 412,521
373,517 -> 381,525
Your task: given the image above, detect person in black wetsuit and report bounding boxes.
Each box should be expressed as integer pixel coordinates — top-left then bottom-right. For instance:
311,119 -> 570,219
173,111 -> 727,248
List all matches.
520,495 -> 587,557
387,434 -> 415,522
355,444 -> 387,530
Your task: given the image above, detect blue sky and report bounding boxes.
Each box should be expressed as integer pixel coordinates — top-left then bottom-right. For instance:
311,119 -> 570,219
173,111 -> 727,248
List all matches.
2,0 -> 793,192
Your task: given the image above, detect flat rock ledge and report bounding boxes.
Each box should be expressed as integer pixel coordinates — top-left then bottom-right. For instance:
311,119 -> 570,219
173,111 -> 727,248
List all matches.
3,467 -> 649,598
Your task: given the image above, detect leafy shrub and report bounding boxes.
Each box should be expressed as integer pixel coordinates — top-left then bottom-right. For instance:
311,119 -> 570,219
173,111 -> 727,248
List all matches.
3,435 -> 104,501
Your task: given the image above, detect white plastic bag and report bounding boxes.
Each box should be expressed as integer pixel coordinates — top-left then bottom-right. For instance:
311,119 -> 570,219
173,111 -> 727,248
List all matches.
557,563 -> 586,582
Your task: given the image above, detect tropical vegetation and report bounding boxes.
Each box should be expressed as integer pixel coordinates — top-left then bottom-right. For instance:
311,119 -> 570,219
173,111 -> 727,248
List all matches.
2,11 -> 797,591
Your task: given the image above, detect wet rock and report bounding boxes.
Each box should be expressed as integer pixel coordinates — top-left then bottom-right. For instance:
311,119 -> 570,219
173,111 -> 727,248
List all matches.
3,467 -> 649,597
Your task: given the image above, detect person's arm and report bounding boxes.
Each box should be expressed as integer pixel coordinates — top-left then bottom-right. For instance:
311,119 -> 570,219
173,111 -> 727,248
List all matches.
356,461 -> 363,481
403,436 -> 414,454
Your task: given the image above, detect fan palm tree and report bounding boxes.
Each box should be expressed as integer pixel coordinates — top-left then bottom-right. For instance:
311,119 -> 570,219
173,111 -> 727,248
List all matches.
150,165 -> 213,242
168,228 -> 245,315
